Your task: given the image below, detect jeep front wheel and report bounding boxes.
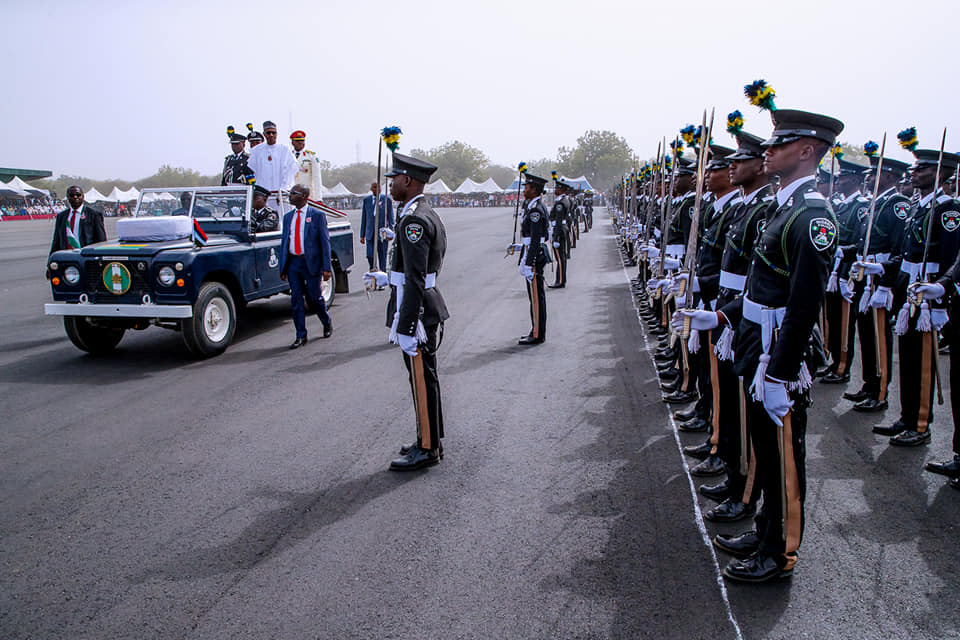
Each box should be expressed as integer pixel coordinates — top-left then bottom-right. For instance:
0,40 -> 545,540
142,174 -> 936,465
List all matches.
182,282 -> 236,358
64,317 -> 125,355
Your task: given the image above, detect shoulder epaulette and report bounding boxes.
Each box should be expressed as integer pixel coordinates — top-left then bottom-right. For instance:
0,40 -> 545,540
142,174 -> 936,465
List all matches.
804,191 -> 827,206
937,194 -> 953,204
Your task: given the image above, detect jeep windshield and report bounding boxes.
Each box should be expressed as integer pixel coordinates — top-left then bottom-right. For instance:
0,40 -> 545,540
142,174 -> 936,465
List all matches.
134,187 -> 250,219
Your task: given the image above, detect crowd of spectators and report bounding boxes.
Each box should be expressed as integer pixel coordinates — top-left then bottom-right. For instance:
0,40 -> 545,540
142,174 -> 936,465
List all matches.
0,198 -> 62,218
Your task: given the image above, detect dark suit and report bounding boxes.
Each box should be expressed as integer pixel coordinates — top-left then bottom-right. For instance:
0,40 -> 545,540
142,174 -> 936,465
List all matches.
280,205 -> 332,339
359,193 -> 394,270
50,204 -> 106,254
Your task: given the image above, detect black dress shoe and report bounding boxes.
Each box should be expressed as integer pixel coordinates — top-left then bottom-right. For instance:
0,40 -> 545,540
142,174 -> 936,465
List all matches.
723,552 -> 795,583
853,398 -> 888,412
399,441 -> 444,460
925,455 -> 960,478
691,454 -> 726,477
663,390 -> 697,404
814,366 -> 833,378
699,480 -> 731,501
677,417 -> 709,433
683,440 -> 713,461
548,283 -> 564,288
290,337 -> 308,349
705,499 -> 756,523
873,420 -> 906,436
843,387 -> 871,402
650,327 -> 667,337
713,530 -> 761,558
661,380 -> 680,393
889,429 -> 931,447
674,408 -> 698,422
659,369 -> 680,382
820,372 -> 850,384
389,446 -> 440,471
518,336 -> 544,346
322,323 -> 333,338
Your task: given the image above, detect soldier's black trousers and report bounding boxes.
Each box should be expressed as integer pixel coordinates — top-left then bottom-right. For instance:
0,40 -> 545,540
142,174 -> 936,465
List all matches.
948,318 -> 960,454
897,324 -> 938,432
553,237 -> 568,286
714,362 -> 753,503
855,303 -> 893,400
402,322 -> 444,450
526,267 -> 546,341
824,290 -> 857,375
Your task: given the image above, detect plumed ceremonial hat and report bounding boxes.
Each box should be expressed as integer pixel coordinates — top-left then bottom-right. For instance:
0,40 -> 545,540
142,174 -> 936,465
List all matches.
866,155 -> 911,176
728,131 -> 766,160
385,153 -> 438,183
837,157 -> 869,176
227,125 -> 246,143
913,149 -> 960,171
252,184 -> 271,197
524,173 -> 548,188
762,109 -> 844,147
705,144 -> 735,170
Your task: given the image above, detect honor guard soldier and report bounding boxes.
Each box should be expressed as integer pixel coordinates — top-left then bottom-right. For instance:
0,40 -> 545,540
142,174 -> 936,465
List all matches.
518,172 -> 551,345
291,130 -> 324,200
246,123 -> 265,149
381,153 -> 449,471
877,149 -> 960,445
222,126 -> 254,186
549,179 -> 571,288
677,108 -> 844,582
250,185 -> 279,233
844,153 -> 912,412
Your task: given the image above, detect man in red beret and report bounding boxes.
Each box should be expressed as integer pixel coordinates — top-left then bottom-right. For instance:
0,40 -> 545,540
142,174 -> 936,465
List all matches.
291,130 -> 324,200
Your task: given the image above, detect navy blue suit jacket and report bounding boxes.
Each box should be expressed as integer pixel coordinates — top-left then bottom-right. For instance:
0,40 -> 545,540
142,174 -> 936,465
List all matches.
279,206 -> 332,276
359,193 -> 394,242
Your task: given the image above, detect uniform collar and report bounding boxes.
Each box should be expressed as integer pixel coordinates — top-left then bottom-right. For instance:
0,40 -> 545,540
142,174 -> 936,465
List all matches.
920,187 -> 944,207
400,194 -> 424,218
712,190 -> 738,212
841,190 -> 862,205
776,175 -> 816,207
529,195 -> 541,208
742,185 -> 768,206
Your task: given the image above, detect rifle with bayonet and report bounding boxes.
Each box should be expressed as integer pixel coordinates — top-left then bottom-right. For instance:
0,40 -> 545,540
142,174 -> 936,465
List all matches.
678,108 -> 714,341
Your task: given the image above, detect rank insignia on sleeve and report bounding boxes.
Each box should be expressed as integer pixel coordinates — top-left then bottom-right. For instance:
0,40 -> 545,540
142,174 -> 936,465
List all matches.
942,210 -> 960,232
405,223 -> 424,243
809,217 -> 837,251
894,202 -> 910,219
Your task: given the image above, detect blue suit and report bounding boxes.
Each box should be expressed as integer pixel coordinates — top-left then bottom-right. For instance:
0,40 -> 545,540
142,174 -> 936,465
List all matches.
359,193 -> 394,270
280,206 -> 332,339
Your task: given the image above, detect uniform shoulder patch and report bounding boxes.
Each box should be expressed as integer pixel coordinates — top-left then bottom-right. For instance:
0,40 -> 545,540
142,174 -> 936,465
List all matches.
809,217 -> 837,251
856,205 -> 870,220
941,210 -> 960,232
405,222 -> 424,243
530,209 -> 541,222
893,201 -> 910,220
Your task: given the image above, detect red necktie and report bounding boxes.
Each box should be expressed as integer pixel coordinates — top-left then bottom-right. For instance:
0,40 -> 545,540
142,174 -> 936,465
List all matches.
293,209 -> 302,255
70,210 -> 78,231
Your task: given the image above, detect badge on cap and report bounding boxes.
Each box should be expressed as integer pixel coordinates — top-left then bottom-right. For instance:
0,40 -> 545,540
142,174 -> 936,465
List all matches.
405,223 -> 424,243
941,210 -> 960,232
809,217 -> 837,251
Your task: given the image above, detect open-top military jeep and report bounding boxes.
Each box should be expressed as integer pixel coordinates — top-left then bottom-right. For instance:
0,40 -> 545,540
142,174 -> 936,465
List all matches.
45,186 -> 354,357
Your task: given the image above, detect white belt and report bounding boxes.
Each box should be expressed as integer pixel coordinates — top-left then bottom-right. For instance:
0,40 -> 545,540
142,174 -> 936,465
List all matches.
901,260 -> 939,283
390,271 -> 437,288
521,237 -> 531,246
743,295 -> 786,357
665,244 -> 685,257
858,253 -> 890,263
719,270 -> 746,292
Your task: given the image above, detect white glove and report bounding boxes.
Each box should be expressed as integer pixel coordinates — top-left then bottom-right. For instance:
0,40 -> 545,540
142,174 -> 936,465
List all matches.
838,278 -> 854,303
519,264 -> 534,282
870,285 -> 893,310
853,260 -> 884,276
379,227 -> 395,241
553,241 -> 560,248
670,272 -> 689,293
397,333 -> 418,357
762,380 -> 794,427
932,309 -> 950,331
647,278 -> 661,291
910,282 -> 946,302
362,271 -> 389,289
671,309 -> 720,332
640,245 -> 661,258
663,257 -> 681,271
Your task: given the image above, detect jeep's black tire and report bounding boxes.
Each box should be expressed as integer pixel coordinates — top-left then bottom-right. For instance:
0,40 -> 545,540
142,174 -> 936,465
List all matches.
64,317 -> 125,354
182,282 -> 236,358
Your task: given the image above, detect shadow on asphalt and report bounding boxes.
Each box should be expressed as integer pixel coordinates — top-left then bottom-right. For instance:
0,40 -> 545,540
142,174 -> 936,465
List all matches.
132,470 -> 420,583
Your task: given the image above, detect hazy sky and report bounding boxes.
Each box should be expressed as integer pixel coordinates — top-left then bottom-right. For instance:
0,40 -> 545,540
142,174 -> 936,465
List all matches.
3,0 -> 956,181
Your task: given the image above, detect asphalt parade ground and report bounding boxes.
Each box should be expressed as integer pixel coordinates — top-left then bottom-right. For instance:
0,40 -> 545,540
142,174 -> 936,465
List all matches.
1,208 -> 958,639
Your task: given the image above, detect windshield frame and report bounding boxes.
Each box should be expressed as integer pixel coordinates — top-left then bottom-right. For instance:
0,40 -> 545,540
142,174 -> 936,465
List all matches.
134,186 -> 252,221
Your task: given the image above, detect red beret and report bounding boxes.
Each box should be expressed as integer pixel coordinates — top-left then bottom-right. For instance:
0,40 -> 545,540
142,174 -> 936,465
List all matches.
290,130 -> 306,141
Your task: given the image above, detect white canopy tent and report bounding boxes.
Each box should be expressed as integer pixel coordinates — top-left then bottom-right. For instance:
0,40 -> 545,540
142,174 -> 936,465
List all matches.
122,186 -> 140,201
7,176 -> 49,197
561,175 -> 596,192
84,187 -> 109,203
424,179 -> 452,194
0,180 -> 27,197
474,178 -> 503,194
453,178 -> 483,194
107,186 -> 126,202
324,182 -> 356,197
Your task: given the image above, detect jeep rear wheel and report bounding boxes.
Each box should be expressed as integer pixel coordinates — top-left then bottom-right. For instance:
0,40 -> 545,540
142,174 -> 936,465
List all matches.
182,282 -> 236,358
64,317 -> 125,355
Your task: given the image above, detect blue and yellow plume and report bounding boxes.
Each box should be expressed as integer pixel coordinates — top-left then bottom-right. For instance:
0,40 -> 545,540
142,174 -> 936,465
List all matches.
898,127 -> 918,152
831,142 -> 844,160
863,140 -> 879,157
726,110 -> 744,135
380,126 -> 402,151
518,162 -> 528,174
680,125 -> 696,146
744,79 -> 777,112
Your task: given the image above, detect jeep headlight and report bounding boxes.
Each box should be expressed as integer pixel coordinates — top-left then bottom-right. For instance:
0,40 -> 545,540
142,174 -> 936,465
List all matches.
158,266 -> 176,286
64,265 -> 80,284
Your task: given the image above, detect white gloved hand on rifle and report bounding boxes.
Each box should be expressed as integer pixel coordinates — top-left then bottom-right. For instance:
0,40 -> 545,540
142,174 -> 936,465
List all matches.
909,281 -> 946,302
852,260 -> 884,276
671,309 -> 720,332
519,264 -> 534,282
838,278 -> 855,303
396,333 -> 418,357
762,379 -> 794,427
362,271 -> 389,289
379,227 -> 395,241
662,257 -> 681,271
